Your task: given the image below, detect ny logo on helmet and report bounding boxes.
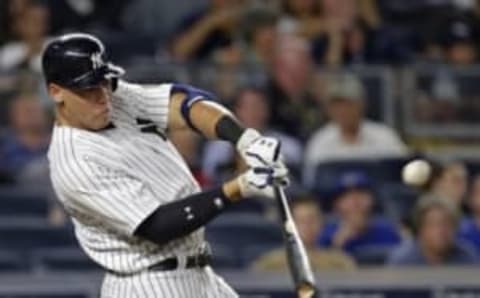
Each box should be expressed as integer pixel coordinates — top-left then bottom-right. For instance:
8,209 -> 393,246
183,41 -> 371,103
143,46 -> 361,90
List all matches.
91,53 -> 103,69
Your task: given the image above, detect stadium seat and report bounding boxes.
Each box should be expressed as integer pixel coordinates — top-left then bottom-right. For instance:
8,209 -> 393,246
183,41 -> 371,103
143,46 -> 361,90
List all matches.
223,198 -> 267,215
0,218 -> 76,251
0,250 -> 28,272
209,244 -> 240,269
0,186 -> 48,200
312,161 -> 379,198
206,214 -> 283,268
206,214 -> 283,247
352,245 -> 394,265
241,244 -> 282,268
376,157 -> 414,183
32,247 -> 101,272
0,295 -> 89,298
0,188 -> 49,217
378,183 -> 419,223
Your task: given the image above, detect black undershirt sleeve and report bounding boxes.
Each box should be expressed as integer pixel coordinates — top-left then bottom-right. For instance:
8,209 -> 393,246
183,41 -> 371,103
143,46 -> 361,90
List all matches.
134,187 -> 231,246
215,115 -> 245,144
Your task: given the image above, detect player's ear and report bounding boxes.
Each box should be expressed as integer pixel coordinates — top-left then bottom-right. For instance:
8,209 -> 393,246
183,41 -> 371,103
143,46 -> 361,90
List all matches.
48,83 -> 65,105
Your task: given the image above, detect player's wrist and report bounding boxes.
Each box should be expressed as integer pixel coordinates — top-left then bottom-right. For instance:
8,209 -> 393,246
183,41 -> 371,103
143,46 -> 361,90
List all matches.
222,178 -> 243,202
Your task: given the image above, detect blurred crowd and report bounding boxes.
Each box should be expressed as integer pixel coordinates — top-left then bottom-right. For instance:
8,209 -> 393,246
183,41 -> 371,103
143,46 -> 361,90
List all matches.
2,0 -> 480,271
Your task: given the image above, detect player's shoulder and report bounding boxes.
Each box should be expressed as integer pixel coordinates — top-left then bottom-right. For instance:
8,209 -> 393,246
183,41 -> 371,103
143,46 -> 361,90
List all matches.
48,125 -> 124,171
114,80 -> 173,100
48,126 -> 93,190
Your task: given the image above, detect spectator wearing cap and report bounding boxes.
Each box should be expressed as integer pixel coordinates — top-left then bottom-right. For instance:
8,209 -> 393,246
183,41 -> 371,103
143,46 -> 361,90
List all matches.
442,19 -> 478,65
253,195 -> 356,272
388,195 -> 479,266
318,171 -> 401,259
304,73 -> 408,186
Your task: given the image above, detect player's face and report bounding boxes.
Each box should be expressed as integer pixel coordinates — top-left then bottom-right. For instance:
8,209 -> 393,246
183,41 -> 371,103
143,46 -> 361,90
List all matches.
50,81 -> 113,130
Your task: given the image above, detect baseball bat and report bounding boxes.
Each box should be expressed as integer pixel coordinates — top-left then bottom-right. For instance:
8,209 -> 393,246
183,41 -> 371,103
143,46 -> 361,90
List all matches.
274,187 -> 317,298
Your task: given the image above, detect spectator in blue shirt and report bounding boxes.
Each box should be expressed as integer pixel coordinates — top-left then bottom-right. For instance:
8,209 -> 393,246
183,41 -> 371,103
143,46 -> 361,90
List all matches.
388,195 -> 479,266
0,94 -> 50,180
459,175 -> 480,252
318,171 -> 401,258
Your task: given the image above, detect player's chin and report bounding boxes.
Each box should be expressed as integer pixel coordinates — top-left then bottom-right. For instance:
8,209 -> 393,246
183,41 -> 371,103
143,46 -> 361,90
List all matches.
89,116 -> 111,131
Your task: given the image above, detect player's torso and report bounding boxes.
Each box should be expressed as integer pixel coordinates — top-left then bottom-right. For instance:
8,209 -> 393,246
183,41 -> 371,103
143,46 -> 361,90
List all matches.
99,119 -> 200,201
47,88 -> 205,273
50,91 -> 202,207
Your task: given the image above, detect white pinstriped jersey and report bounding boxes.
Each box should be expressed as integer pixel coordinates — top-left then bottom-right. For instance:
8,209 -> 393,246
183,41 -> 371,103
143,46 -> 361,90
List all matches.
48,81 -> 206,274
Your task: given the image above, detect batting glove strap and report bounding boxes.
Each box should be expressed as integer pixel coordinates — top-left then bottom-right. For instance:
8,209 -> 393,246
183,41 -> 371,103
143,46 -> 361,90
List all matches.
236,128 -> 261,153
238,166 -> 289,199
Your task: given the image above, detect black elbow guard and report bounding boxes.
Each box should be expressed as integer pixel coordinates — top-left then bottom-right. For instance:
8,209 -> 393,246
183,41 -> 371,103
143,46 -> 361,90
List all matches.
134,187 -> 231,246
215,115 -> 245,144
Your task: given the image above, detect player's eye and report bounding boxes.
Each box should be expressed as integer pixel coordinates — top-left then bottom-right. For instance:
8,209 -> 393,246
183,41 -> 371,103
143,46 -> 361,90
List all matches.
75,81 -> 111,99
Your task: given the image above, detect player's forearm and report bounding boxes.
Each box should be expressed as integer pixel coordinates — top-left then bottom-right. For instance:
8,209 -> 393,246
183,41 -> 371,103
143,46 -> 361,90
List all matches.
189,101 -> 245,143
134,181 -> 242,246
170,84 -> 253,146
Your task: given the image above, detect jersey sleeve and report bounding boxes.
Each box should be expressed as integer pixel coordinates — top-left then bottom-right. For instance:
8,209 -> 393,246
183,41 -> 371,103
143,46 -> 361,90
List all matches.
63,158 -> 161,236
114,80 -> 173,132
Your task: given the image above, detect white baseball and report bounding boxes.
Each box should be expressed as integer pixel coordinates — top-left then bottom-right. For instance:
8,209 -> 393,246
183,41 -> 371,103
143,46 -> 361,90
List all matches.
402,159 -> 432,187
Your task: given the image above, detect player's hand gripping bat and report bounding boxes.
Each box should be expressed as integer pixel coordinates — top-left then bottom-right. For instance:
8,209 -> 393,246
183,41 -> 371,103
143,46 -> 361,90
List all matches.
274,187 -> 317,298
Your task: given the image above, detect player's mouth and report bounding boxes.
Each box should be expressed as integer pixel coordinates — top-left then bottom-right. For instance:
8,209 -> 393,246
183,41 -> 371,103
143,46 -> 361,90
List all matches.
96,109 -> 107,117
97,105 -> 111,116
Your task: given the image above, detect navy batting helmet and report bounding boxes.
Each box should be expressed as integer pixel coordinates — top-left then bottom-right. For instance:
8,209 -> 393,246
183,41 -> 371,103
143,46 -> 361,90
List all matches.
42,33 -> 124,89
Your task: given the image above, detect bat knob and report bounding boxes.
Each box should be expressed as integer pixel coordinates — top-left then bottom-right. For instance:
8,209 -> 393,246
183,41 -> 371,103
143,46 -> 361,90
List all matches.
298,283 -> 316,298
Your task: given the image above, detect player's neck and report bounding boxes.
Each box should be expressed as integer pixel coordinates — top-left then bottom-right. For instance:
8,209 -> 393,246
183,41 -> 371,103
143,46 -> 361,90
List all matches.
55,108 -> 81,129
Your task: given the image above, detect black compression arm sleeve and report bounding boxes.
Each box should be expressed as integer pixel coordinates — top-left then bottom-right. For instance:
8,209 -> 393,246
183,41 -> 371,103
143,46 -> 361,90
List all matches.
134,188 -> 231,246
215,115 -> 245,144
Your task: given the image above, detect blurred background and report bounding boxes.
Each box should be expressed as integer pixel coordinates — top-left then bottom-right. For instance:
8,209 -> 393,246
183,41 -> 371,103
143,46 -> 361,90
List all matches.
2,0 -> 480,297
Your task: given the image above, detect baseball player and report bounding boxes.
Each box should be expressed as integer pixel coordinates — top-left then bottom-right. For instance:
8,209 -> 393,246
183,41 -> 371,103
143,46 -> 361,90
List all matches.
42,33 -> 288,298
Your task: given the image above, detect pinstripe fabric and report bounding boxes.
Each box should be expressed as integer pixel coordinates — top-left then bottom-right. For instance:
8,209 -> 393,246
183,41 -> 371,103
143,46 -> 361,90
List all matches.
49,81 -> 204,274
47,80 -> 238,296
101,266 -> 238,298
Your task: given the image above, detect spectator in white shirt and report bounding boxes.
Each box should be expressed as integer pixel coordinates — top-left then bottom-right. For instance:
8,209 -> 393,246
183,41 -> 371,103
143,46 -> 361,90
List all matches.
304,72 -> 408,186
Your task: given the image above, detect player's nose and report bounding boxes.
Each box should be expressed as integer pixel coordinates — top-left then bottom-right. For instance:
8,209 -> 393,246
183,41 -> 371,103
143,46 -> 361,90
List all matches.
92,85 -> 111,105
